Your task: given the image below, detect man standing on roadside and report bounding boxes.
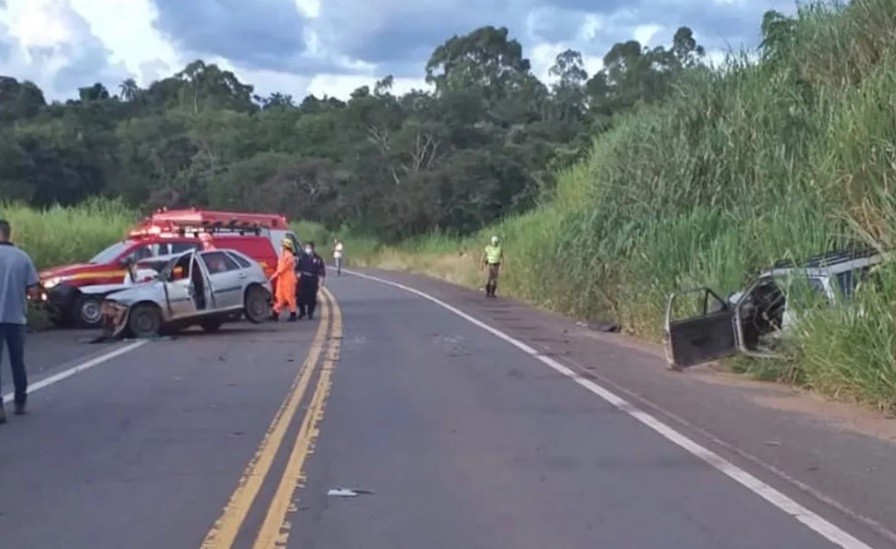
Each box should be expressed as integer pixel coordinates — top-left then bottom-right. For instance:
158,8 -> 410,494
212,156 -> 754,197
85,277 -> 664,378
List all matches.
296,241 -> 326,319
482,235 -> 503,299
0,219 -> 39,422
332,238 -> 344,276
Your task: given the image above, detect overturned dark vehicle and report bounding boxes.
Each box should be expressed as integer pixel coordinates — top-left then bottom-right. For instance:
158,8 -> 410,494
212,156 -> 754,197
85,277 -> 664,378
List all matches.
664,249 -> 884,370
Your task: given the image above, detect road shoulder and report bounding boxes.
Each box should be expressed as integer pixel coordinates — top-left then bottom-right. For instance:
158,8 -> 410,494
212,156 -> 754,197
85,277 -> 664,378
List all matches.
352,267 -> 896,547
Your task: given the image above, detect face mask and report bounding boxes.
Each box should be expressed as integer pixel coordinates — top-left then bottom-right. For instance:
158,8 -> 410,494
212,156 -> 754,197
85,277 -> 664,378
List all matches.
305,248 -> 313,254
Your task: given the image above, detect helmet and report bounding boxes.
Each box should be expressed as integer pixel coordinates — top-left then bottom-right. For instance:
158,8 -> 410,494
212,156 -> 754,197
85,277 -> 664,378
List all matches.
491,236 -> 499,245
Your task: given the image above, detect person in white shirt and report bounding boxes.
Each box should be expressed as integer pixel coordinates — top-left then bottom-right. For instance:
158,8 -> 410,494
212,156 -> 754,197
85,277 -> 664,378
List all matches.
332,238 -> 344,276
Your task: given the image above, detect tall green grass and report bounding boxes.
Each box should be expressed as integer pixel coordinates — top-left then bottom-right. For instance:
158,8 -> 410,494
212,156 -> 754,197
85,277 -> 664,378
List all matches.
369,0 -> 896,411
0,198 -> 136,269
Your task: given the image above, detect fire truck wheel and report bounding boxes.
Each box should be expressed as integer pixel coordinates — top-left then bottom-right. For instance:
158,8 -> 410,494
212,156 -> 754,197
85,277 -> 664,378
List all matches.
75,295 -> 104,328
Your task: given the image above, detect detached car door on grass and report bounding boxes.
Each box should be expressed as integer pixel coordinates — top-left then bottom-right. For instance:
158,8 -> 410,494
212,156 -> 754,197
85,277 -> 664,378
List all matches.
664,288 -> 738,370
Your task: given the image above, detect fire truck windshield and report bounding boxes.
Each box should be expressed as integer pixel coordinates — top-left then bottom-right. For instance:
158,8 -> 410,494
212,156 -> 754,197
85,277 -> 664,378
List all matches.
90,240 -> 135,264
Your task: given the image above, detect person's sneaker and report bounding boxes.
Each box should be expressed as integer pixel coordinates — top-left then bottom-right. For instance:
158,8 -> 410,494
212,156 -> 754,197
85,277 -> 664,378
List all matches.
269,313 -> 279,322
288,313 -> 297,322
0,404 -> 6,424
14,402 -> 25,416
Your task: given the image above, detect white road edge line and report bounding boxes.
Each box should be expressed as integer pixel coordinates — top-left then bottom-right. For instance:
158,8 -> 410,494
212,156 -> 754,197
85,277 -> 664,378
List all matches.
344,269 -> 872,549
2,340 -> 147,404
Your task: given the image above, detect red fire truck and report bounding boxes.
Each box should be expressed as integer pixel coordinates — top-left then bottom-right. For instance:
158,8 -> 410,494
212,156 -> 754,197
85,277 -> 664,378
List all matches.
38,209 -> 300,328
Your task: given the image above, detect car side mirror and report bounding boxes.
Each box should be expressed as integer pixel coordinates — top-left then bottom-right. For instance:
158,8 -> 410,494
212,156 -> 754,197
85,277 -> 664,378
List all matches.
119,257 -> 134,268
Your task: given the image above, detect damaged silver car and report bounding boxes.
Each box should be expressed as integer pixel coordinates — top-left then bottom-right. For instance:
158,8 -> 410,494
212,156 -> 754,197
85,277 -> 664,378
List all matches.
664,248 -> 884,370
100,249 -> 272,338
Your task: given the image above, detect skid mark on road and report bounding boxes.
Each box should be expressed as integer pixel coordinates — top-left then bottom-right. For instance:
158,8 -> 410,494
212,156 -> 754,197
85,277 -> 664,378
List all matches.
345,269 -> 875,549
252,287 -> 343,549
200,298 -> 332,549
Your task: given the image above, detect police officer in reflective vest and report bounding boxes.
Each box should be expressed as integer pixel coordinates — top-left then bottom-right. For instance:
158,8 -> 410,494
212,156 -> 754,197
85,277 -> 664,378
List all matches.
482,236 -> 503,298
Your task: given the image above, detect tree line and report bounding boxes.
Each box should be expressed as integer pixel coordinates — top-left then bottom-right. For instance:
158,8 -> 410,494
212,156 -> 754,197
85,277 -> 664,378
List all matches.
0,25 -> 707,240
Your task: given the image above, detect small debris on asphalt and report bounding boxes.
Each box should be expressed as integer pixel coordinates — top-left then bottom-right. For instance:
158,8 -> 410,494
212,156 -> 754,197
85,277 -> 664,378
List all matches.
327,488 -> 374,497
576,321 -> 618,333
764,440 -> 781,446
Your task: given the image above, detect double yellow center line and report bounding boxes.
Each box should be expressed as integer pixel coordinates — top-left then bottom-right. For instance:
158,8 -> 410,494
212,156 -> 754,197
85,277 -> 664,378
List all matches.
201,288 -> 343,549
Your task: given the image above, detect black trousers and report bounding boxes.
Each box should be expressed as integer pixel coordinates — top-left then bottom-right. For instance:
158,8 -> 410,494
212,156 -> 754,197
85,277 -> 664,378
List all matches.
0,323 -> 27,405
297,275 -> 319,318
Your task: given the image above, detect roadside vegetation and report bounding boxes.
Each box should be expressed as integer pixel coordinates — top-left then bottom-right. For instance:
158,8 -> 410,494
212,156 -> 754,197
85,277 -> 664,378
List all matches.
360,0 -> 896,411
1,199 -> 134,269
4,0 -> 895,409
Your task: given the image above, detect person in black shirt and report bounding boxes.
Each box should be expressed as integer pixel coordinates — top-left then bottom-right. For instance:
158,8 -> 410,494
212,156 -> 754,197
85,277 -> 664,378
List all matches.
296,241 -> 326,319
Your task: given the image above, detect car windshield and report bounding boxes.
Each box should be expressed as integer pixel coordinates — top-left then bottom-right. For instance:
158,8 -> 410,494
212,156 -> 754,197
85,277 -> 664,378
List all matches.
90,241 -> 135,264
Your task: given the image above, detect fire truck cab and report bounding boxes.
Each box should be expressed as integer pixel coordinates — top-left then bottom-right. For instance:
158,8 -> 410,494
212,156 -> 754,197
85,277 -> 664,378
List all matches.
38,209 -> 299,329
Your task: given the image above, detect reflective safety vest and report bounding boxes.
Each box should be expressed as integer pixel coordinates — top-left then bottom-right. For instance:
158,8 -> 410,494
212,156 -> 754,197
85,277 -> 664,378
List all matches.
485,245 -> 502,264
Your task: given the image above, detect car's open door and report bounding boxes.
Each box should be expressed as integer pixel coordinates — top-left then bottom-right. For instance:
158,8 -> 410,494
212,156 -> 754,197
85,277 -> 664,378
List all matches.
664,288 -> 737,370
164,251 -> 200,318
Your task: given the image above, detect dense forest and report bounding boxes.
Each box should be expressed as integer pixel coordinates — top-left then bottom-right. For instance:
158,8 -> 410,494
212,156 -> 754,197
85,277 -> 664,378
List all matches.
0,24 -> 711,240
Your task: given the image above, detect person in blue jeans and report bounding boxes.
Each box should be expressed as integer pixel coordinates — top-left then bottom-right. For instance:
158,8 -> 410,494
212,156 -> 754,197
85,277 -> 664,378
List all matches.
0,219 -> 39,423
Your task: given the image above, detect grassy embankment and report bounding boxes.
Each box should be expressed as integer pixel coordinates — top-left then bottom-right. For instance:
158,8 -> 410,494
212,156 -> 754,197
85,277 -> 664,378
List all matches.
358,0 -> 896,411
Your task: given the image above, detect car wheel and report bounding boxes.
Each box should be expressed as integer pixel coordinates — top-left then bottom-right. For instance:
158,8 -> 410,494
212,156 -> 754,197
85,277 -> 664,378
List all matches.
128,304 -> 162,338
201,319 -> 223,333
244,285 -> 271,324
75,295 -> 104,328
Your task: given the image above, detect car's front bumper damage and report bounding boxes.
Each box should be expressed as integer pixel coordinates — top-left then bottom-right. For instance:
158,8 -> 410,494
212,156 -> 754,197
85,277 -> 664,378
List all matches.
101,301 -> 130,340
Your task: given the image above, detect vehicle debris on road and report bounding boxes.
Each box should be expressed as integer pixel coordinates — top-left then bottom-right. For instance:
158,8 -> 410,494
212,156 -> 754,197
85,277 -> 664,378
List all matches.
327,488 -> 374,497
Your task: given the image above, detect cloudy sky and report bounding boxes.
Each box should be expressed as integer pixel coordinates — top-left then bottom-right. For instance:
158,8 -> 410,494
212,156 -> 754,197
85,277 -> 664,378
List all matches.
0,0 -> 798,102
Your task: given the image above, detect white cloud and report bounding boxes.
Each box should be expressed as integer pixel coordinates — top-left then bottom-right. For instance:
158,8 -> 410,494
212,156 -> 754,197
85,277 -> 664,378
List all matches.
0,0 -> 800,101
8,0 -> 77,46
0,0 -> 129,97
529,42 -> 566,82
306,73 -> 429,99
67,0 -> 179,85
633,24 -> 663,46
577,14 -> 603,42
293,0 -> 320,18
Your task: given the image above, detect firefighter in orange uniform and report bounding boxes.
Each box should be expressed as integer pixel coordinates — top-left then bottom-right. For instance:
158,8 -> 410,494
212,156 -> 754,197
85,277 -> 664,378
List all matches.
269,237 -> 298,321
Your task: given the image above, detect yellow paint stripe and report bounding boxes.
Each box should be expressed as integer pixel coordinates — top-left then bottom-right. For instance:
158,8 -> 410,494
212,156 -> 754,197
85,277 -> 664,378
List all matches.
48,270 -> 127,282
252,288 -> 343,549
200,299 -> 331,549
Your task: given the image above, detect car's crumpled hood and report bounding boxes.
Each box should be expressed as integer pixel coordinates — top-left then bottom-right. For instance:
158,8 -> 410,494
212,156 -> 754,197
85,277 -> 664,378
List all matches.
81,283 -> 133,296
103,282 -> 165,305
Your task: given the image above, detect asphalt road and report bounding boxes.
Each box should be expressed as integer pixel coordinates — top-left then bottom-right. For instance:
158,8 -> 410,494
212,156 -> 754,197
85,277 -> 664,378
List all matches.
0,272 -> 893,548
